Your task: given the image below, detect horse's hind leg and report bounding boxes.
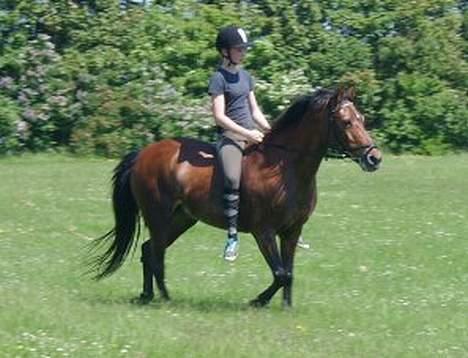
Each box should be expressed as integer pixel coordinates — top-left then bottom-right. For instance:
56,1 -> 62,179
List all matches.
139,240 -> 155,303
138,207 -> 197,304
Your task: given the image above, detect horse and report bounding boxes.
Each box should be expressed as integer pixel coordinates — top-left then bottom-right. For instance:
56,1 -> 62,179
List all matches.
90,87 -> 382,308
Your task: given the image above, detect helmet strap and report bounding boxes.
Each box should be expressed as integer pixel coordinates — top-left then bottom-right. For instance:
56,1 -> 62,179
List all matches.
222,48 -> 239,67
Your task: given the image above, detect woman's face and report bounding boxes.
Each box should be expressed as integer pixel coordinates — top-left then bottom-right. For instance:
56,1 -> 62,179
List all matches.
224,46 -> 247,64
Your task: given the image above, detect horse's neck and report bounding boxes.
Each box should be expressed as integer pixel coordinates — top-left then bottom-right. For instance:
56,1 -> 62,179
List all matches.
267,117 -> 328,165
264,118 -> 328,192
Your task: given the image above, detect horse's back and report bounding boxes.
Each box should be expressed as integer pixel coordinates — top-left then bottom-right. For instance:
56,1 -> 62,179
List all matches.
135,137 -> 216,171
134,137 -> 219,197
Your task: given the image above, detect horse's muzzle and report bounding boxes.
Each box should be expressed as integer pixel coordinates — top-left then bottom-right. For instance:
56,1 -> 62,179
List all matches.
359,145 -> 382,172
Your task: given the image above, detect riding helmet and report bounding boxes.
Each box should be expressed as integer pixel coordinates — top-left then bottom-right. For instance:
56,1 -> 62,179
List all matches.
215,26 -> 250,52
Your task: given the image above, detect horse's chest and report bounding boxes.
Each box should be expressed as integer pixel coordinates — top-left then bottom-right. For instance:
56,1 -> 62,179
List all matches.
242,168 -> 315,228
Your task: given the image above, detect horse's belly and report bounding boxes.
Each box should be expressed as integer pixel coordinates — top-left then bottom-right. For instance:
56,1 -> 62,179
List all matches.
181,198 -> 226,230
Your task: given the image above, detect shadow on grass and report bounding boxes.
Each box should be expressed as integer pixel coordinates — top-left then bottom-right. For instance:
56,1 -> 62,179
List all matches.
168,296 -> 252,312
80,291 -> 278,313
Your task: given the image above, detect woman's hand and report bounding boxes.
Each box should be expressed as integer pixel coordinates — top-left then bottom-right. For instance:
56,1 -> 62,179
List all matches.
245,129 -> 265,144
260,123 -> 271,133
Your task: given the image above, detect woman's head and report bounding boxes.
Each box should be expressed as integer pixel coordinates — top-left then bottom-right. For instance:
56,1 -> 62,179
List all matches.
215,26 -> 249,65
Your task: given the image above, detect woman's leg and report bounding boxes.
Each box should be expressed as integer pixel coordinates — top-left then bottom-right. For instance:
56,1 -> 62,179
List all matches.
217,136 -> 246,261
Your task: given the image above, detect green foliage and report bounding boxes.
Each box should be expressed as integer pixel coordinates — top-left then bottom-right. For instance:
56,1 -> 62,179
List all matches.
0,0 -> 467,156
380,73 -> 468,154
0,94 -> 21,153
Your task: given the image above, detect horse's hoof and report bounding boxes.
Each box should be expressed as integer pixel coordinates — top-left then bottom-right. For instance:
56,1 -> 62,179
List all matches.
131,293 -> 154,305
160,293 -> 171,302
282,302 -> 293,310
249,298 -> 268,308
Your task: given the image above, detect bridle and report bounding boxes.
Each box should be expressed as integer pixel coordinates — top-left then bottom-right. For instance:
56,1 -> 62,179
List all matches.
326,102 -> 378,161
257,99 -> 378,160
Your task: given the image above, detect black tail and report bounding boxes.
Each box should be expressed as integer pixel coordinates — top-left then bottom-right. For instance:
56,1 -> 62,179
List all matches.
91,151 -> 141,279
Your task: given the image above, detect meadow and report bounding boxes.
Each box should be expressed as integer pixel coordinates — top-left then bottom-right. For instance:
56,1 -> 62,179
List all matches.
0,153 -> 467,357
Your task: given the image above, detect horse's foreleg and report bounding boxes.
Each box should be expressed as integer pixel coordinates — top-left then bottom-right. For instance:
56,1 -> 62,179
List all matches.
250,230 -> 285,307
250,278 -> 283,308
279,226 -> 301,307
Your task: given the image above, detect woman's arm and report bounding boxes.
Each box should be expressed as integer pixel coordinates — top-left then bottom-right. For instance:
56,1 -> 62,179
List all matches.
248,91 -> 271,132
212,94 -> 264,143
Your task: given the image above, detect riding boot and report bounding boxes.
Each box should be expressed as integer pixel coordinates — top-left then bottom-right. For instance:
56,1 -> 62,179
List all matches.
223,188 -> 240,261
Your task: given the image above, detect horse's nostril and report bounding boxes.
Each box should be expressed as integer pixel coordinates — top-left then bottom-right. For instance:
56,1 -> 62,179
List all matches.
367,154 -> 381,167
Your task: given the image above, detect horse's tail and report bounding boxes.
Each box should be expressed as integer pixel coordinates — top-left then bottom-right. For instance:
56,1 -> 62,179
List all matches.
91,150 -> 141,280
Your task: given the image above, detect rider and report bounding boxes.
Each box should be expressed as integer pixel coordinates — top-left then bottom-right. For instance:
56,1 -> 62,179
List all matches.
208,26 -> 310,261
208,26 -> 270,261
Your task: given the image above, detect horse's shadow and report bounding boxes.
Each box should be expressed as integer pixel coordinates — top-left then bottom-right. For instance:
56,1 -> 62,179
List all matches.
159,296 -> 250,312
83,293 -> 257,312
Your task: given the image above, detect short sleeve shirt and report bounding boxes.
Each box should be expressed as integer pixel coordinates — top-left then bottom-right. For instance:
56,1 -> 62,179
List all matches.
208,68 -> 255,133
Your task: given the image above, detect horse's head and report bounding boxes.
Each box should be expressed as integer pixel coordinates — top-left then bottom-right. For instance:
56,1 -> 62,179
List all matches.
328,88 -> 382,172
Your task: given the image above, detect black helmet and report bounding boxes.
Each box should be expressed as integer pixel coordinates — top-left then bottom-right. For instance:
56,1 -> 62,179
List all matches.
215,26 -> 250,52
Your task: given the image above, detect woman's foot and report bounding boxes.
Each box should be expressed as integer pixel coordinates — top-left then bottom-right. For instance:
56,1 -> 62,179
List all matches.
223,236 -> 239,261
297,236 -> 310,249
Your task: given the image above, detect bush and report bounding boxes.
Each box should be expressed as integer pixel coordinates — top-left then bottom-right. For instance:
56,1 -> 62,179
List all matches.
379,73 -> 468,154
0,95 -> 21,153
1,0 -> 467,156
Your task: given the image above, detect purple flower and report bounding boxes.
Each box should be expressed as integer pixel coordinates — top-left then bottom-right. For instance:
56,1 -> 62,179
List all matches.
22,109 -> 37,121
18,93 -> 28,104
49,95 -> 67,107
0,77 -> 13,89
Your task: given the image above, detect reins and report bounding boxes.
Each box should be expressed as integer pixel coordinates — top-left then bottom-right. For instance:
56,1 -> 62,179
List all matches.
251,96 -> 378,161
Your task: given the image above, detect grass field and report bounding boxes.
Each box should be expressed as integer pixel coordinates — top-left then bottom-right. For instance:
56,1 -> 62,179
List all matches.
0,153 -> 467,357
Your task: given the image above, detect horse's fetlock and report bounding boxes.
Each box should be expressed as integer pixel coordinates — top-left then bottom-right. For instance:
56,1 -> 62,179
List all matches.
274,269 -> 293,286
274,269 -> 290,285
274,268 -> 286,278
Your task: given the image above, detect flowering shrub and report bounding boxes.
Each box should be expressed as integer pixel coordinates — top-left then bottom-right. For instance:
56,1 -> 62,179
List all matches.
0,1 -> 467,156
0,95 -> 21,153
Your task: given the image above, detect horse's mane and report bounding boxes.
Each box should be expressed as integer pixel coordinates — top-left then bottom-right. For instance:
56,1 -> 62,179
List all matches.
270,88 -> 337,133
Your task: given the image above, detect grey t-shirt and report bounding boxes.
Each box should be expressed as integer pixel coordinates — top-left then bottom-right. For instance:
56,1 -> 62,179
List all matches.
208,68 -> 255,134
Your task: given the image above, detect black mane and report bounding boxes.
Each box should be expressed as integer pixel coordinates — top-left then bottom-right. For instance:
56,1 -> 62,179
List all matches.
271,88 -> 336,133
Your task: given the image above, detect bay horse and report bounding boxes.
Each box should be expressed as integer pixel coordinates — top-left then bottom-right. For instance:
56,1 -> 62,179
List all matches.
91,87 -> 382,307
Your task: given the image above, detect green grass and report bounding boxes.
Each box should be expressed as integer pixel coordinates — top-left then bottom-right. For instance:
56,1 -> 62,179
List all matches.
0,153 -> 467,357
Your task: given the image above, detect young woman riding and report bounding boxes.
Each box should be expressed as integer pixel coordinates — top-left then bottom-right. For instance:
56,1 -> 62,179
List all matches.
208,26 -> 270,261
209,26 -> 309,261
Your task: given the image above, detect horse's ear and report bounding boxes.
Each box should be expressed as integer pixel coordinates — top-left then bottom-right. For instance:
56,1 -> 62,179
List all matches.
330,86 -> 355,112
331,87 -> 346,109
345,87 -> 356,101
336,86 -> 346,102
